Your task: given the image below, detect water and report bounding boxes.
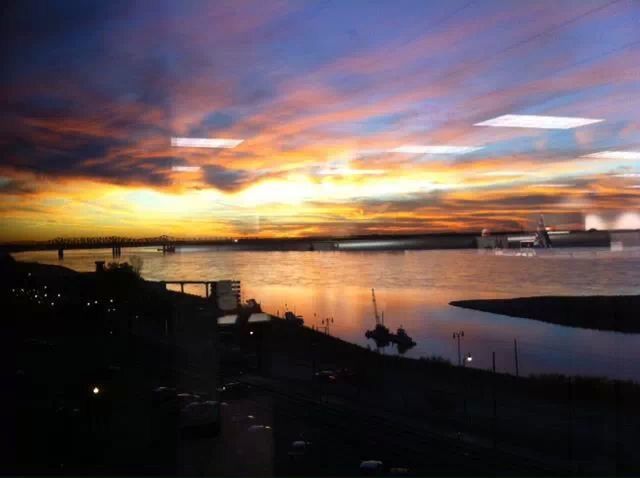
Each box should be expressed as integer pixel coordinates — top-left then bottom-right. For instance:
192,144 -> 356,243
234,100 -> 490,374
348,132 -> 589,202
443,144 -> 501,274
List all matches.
13,247 -> 640,381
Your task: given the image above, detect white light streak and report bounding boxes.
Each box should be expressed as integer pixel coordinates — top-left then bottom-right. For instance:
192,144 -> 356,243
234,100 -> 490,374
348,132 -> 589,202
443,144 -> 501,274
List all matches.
584,151 -> 640,160
171,137 -> 243,148
479,171 -> 539,177
172,166 -> 202,172
317,167 -> 385,176
475,114 -> 603,129
529,183 -> 572,188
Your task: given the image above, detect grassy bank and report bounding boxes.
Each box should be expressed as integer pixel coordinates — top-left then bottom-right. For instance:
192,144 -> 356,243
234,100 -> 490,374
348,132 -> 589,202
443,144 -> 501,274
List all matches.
450,295 -> 640,333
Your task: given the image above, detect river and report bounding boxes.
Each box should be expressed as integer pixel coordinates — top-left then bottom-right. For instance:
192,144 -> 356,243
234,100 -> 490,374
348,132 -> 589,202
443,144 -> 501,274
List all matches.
13,247 -> 640,382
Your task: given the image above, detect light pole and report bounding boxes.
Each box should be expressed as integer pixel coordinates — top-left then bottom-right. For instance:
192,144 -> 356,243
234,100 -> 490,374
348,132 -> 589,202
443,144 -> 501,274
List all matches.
452,330 -> 464,366
322,317 -> 334,335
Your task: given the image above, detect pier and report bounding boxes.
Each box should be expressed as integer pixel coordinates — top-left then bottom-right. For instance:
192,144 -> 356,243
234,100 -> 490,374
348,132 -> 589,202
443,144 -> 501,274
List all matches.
159,279 -> 240,304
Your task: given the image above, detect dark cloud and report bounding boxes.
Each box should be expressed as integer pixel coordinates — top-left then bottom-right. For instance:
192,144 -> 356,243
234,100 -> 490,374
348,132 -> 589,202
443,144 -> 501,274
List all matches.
2,95 -> 75,119
188,112 -> 234,137
81,157 -> 174,187
202,165 -> 253,192
0,132 -> 174,186
0,178 -> 36,194
453,194 -> 563,209
0,0 -> 134,79
359,191 -> 445,210
1,135 -> 115,173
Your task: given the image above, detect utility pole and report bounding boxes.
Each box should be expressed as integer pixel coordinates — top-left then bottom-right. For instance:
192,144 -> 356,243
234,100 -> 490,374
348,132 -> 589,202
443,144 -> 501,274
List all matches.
615,380 -> 622,473
453,330 -> 464,366
513,338 -> 519,377
567,378 -> 574,470
492,351 -> 497,452
321,317 -> 334,335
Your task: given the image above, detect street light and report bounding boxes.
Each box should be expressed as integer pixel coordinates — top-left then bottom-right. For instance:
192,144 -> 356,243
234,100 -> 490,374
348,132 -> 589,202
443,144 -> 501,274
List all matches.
463,353 -> 473,367
452,330 -> 464,366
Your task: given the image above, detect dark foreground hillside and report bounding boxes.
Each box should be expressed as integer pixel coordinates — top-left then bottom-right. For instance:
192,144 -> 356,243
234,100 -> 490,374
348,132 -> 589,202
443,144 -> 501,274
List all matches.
3,253 -> 640,476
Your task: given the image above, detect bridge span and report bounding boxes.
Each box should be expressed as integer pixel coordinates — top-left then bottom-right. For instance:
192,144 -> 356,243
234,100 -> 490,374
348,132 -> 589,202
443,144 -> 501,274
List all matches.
2,235 -> 340,256
3,236 -> 237,258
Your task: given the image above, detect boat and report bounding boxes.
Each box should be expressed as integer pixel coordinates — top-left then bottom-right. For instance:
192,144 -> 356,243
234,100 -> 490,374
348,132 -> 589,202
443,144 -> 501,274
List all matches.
365,323 -> 392,347
394,326 -> 416,348
393,326 -> 416,354
365,289 -> 416,352
365,289 -> 393,348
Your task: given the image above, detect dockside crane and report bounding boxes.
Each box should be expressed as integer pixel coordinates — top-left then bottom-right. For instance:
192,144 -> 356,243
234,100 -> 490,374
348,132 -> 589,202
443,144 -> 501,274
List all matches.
371,288 -> 380,325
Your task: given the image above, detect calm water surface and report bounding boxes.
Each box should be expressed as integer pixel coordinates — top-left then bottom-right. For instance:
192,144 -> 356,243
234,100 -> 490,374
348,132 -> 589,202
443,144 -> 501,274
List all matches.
14,248 -> 640,381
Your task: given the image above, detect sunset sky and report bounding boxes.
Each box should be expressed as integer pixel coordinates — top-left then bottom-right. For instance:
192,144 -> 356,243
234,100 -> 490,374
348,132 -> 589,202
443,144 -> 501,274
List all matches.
1,0 -> 639,241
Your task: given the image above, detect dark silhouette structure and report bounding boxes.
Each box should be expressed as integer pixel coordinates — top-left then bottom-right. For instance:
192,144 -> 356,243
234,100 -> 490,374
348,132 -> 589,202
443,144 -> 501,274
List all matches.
533,215 -> 553,248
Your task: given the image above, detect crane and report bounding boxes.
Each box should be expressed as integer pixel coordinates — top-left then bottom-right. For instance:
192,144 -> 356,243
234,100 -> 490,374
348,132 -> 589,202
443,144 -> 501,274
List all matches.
371,288 -> 380,325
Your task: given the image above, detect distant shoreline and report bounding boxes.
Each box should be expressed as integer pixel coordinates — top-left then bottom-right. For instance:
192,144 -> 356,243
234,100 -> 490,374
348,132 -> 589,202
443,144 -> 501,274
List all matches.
1,229 -> 624,253
450,295 -> 640,333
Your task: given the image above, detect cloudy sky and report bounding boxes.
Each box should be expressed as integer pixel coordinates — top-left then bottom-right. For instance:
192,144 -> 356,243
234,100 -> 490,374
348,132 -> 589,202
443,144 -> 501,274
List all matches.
1,0 -> 639,240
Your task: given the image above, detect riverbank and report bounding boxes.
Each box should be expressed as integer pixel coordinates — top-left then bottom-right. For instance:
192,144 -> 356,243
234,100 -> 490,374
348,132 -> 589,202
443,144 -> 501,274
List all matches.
450,295 -> 640,333
4,255 -> 640,475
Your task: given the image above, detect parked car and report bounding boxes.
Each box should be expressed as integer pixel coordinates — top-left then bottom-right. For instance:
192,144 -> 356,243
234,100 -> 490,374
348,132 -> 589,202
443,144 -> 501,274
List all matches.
288,440 -> 312,460
217,381 -> 250,400
247,424 -> 272,433
231,413 -> 256,426
313,370 -> 337,383
360,460 -> 384,476
151,387 -> 220,436
180,400 -> 220,432
389,467 -> 410,476
314,367 -> 357,384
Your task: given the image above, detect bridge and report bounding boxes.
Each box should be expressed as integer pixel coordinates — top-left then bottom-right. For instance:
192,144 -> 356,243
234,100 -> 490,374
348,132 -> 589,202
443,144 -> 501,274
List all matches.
5,235 -> 239,258
1,235 -> 340,256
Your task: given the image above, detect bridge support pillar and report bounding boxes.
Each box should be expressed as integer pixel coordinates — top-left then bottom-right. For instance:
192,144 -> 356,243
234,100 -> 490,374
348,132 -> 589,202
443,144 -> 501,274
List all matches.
180,283 -> 184,293
57,248 -> 64,260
